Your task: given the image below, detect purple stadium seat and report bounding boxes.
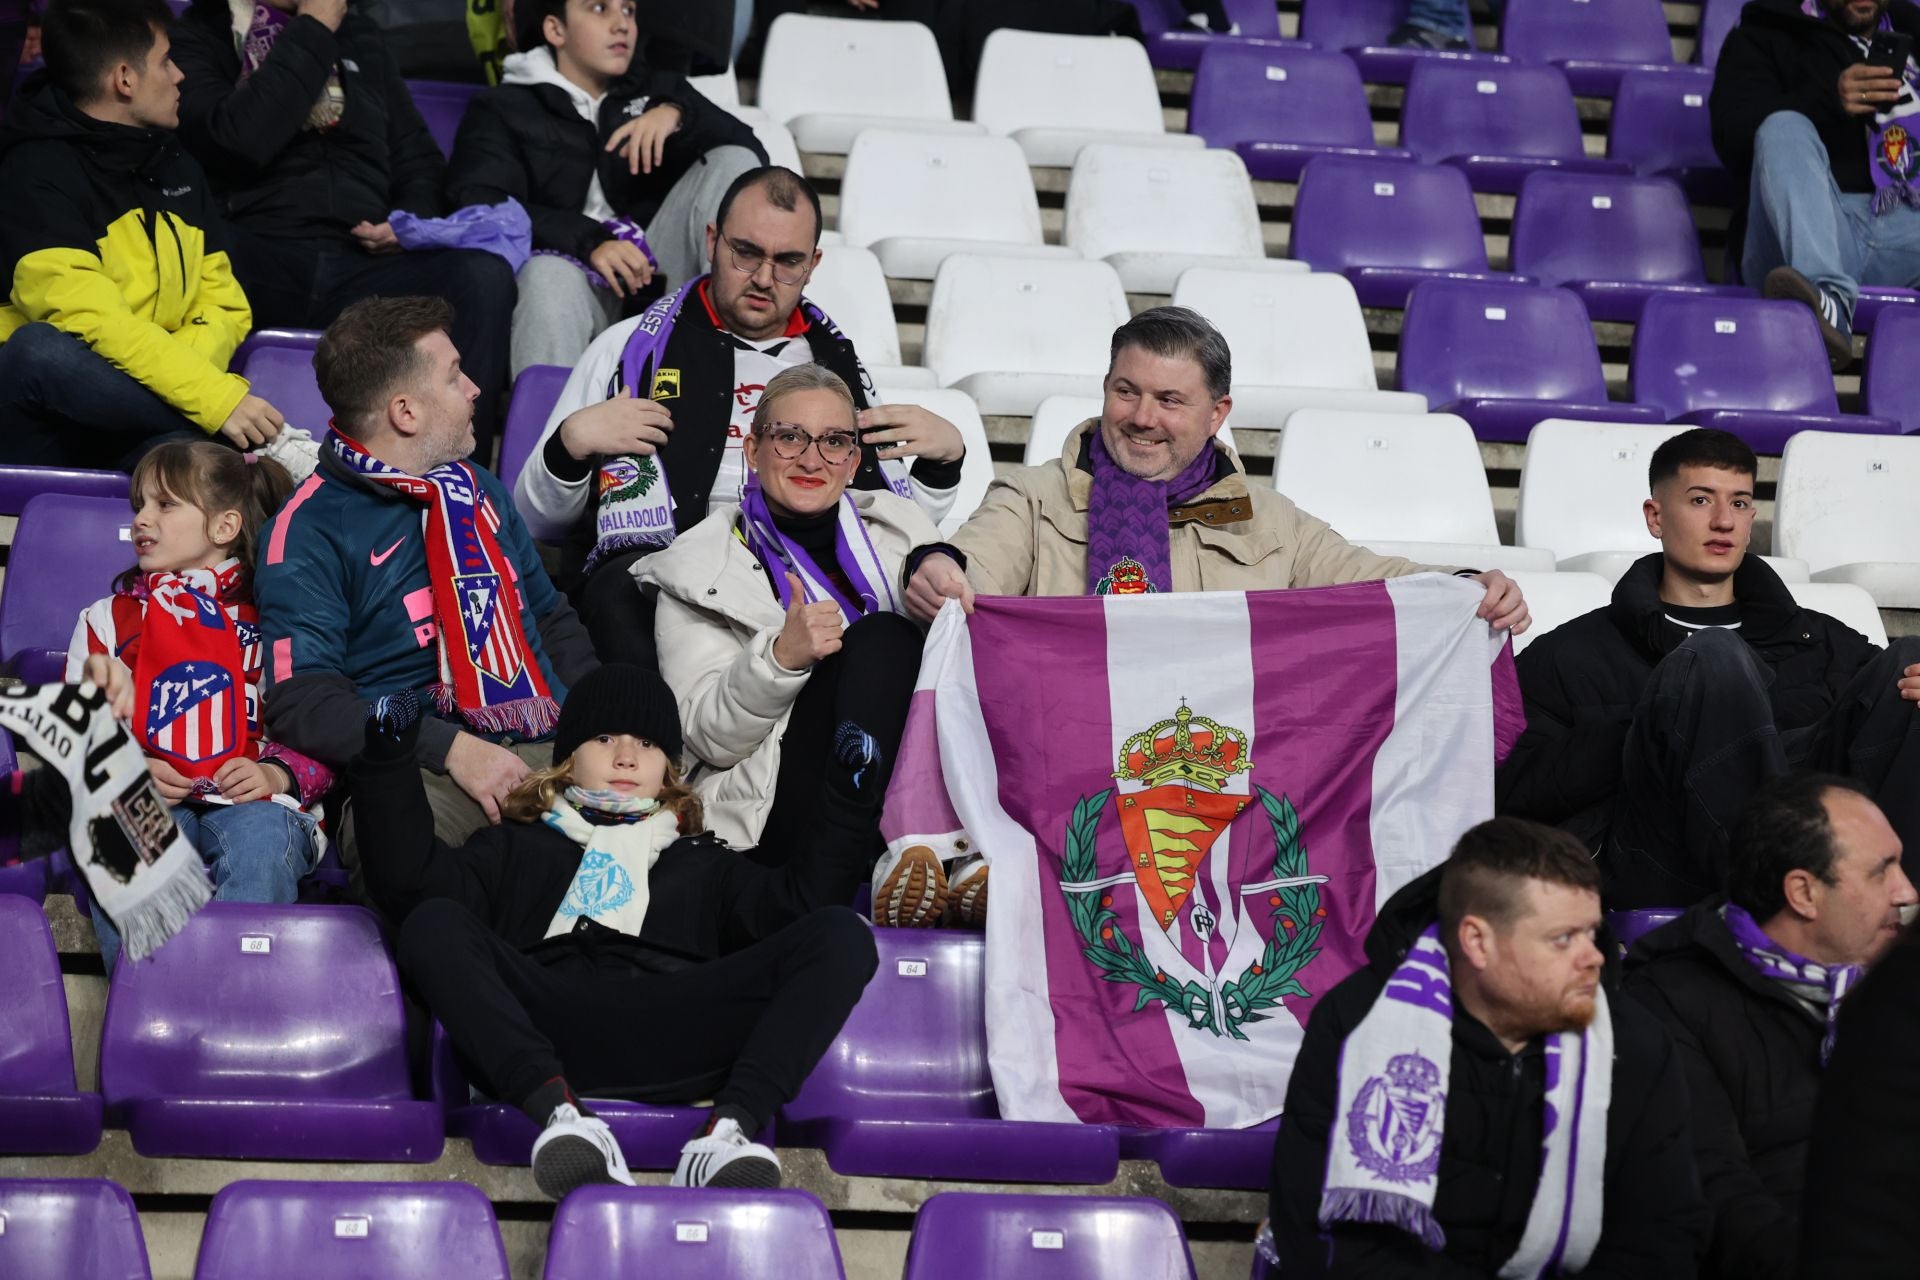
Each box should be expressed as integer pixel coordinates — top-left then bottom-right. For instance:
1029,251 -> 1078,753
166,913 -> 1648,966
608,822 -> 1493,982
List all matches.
1290,156 -> 1529,308
1127,0 -> 1290,70
1853,286 -> 1920,335
1119,1118 -> 1279,1190
193,1181 -> 507,1280
497,364 -> 570,488
1697,0 -> 1742,67
1510,170 -> 1750,323
0,898 -> 105,1155
0,1179 -> 149,1280
0,467 -> 129,518
1607,908 -> 1682,956
405,79 -> 482,159
1608,66 -> 1734,206
1500,0 -> 1675,98
778,928 -> 1121,1184
1631,294 -> 1905,451
1398,279 -> 1667,442
545,1187 -> 847,1279
1187,44 -> 1410,181
1298,0 -> 1511,85
98,903 -> 444,1162
238,344 -> 333,436
1401,60 -> 1633,194
1864,306 -> 1920,433
229,326 -> 323,372
0,494 -> 130,685
901,1193 -> 1196,1280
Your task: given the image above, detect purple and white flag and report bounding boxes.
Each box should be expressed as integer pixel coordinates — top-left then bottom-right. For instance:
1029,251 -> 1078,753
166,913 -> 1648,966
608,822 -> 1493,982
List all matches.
881,573 -> 1524,1129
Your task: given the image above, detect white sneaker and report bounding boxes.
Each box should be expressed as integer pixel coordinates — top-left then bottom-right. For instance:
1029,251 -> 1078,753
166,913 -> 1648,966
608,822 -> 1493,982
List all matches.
946,855 -> 989,928
531,1103 -> 635,1201
671,1117 -> 782,1189
872,844 -> 949,928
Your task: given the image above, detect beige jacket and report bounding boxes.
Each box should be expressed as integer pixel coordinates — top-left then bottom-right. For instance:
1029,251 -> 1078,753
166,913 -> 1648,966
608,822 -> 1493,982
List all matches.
635,489 -> 940,849
951,421 -> 1447,595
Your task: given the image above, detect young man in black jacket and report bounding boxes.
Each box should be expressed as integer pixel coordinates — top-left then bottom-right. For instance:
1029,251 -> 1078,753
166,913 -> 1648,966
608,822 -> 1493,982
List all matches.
167,0 -> 516,454
447,0 -> 762,377
1625,774 -> 1914,1280
1711,0 -> 1920,368
1497,428 -> 1920,909
1268,817 -> 1708,1277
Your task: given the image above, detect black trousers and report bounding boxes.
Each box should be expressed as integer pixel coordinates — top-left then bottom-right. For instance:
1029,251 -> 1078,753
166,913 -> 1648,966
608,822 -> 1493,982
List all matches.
1603,630 -> 1920,909
396,900 -> 877,1134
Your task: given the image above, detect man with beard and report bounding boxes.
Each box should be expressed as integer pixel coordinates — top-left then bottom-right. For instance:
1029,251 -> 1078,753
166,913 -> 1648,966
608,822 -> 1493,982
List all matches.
1268,817 -> 1708,1277
1712,0 -> 1920,368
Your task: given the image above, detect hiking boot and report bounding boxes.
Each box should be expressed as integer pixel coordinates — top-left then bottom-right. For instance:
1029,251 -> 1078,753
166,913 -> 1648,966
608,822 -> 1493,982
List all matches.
671,1118 -> 782,1189
531,1103 -> 635,1201
946,855 -> 989,929
872,844 -> 949,928
1764,266 -> 1854,370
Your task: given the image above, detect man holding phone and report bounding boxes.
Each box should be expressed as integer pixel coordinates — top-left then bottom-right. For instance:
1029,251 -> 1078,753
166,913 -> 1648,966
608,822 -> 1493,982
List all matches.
1712,0 -> 1920,370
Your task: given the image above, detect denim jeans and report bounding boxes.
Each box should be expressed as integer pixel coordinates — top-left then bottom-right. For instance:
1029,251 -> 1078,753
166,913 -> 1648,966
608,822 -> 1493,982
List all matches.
0,323 -> 204,470
1742,110 -> 1920,323
1404,0 -> 1503,41
93,799 -> 320,971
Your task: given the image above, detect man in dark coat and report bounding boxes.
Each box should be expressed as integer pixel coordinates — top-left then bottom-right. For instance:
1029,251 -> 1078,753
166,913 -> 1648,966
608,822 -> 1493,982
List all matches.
1711,0 -> 1920,368
1497,427 -> 1920,908
1625,774 -> 1914,1280
1269,816 -> 1708,1277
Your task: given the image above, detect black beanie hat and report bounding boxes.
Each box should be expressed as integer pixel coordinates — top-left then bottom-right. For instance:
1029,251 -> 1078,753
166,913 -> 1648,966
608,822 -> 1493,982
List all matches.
552,664 -> 685,766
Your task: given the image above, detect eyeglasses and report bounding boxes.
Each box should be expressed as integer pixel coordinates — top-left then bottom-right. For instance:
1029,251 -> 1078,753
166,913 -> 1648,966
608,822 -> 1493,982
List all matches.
721,236 -> 811,286
763,424 -> 858,464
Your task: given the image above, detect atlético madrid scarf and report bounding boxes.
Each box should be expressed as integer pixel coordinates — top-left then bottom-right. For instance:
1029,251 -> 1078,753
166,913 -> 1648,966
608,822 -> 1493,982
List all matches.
133,562 -> 250,785
328,431 -> 560,738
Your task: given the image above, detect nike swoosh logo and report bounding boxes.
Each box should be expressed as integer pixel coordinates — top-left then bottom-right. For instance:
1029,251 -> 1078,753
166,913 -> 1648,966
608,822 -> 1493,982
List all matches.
370,537 -> 406,566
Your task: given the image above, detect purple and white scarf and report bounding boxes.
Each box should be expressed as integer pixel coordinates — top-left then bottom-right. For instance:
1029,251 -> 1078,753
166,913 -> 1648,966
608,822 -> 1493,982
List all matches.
1322,922 -> 1611,1277
1808,1 -> 1920,214
230,0 -> 343,131
1722,902 -> 1860,1065
1084,428 -> 1222,596
738,477 -> 900,624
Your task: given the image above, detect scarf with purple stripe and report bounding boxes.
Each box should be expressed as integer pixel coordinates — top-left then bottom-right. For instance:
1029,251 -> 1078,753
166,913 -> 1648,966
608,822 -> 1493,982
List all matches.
1322,922 -> 1610,1277
1806,0 -> 1920,214
231,0 -> 342,131
1085,428 -> 1223,596
1722,902 -> 1861,1066
738,477 -> 900,623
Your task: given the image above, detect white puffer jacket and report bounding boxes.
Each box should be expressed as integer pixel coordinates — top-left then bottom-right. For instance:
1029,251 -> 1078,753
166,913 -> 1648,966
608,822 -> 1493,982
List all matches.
635,489 -> 939,848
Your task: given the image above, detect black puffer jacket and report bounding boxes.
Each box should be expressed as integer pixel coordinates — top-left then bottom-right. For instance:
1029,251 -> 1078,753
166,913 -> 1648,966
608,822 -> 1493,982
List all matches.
1623,900 -> 1824,1280
1496,553 -> 1877,830
1268,867 -> 1709,1278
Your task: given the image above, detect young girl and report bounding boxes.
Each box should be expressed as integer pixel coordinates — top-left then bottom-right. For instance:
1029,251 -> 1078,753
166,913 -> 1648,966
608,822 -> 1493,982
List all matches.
67,440 -> 331,969
353,662 -> 880,1200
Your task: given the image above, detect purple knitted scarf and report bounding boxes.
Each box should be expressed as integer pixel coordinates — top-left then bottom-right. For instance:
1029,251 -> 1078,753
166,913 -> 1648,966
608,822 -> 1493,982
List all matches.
1722,902 -> 1862,1065
1805,0 -> 1920,214
1084,430 -> 1221,596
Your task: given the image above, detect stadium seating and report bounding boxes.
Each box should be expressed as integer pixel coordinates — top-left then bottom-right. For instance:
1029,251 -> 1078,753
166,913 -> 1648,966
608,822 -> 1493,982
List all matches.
496,364 -> 570,489
0,897 -> 104,1155
1863,305 -> 1920,432
1397,280 -> 1665,442
405,80 -> 481,160
0,1178 -> 149,1280
544,1187 -> 847,1279
1289,156 -> 1524,308
1400,61 -> 1631,195
1787,582 -> 1891,646
972,30 -> 1206,167
1063,144 -> 1301,292
867,386 -> 997,535
1607,908 -> 1683,957
0,465 -> 128,518
238,344 -> 333,436
1500,0 -> 1675,98
779,928 -> 1122,1184
1630,295 -> 1904,452
804,245 -> 937,387
1268,410 -> 1555,572
229,326 -> 323,371
756,16 -> 982,154
1512,420 -> 1683,576
1502,571 -> 1612,653
98,903 -> 444,1162
1185,43 -> 1410,181
1298,0 -> 1513,84
1509,170 -> 1746,323
751,118 -> 805,173
1607,66 -> 1733,206
1130,0 -> 1288,69
0,735 -> 41,897
1172,269 -> 1426,428
1696,0 -> 1742,67
1776,431 -> 1920,608
193,1180 -> 508,1280
687,68 -> 741,110
1854,287 -> 1920,336
901,1193 -> 1197,1280
922,254 -> 1130,416
0,494 -> 129,685
836,131 -> 1074,280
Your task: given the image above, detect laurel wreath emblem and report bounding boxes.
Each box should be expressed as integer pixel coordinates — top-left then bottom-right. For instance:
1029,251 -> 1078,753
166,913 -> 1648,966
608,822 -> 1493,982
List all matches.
1061,785 -> 1323,1041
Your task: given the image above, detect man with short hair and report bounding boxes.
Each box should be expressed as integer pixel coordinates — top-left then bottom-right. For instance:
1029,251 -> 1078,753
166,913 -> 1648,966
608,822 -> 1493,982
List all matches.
0,0 -> 285,468
516,164 -> 967,668
1269,816 -> 1708,1275
1498,427 -> 1920,909
256,296 -> 596,854
1625,775 -> 1914,1280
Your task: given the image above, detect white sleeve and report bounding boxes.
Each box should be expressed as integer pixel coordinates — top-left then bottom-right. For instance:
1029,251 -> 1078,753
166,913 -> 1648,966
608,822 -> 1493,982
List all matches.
512,317 -> 635,541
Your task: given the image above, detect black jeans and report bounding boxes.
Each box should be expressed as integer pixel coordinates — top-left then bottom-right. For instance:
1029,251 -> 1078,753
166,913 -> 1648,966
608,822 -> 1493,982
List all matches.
0,323 -> 203,469
397,899 -> 876,1136
1603,630 -> 1920,909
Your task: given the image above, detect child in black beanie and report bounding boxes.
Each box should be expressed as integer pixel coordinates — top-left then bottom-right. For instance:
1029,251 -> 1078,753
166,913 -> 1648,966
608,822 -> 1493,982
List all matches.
352,663 -> 880,1199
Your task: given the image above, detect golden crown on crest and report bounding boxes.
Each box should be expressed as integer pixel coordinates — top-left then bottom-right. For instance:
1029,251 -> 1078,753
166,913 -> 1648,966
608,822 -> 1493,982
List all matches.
1113,699 -> 1252,793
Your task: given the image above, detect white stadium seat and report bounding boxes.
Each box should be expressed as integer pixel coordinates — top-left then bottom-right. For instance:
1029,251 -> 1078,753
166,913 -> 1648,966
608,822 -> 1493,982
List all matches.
1271,411 -> 1556,574
972,30 -> 1206,167
923,254 -> 1130,416
1171,269 -> 1426,429
1787,582 -> 1891,646
838,131 -> 1079,280
1023,395 -> 1238,467
1776,430 -> 1920,608
750,117 -> 803,172
757,15 -> 984,154
1504,572 -> 1612,654
1063,145 -> 1305,294
686,68 -> 740,109
871,386 -> 996,535
802,245 -> 937,388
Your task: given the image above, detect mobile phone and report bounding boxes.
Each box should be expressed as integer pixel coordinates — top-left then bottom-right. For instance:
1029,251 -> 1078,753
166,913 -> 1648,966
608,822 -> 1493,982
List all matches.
1868,31 -> 1913,73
